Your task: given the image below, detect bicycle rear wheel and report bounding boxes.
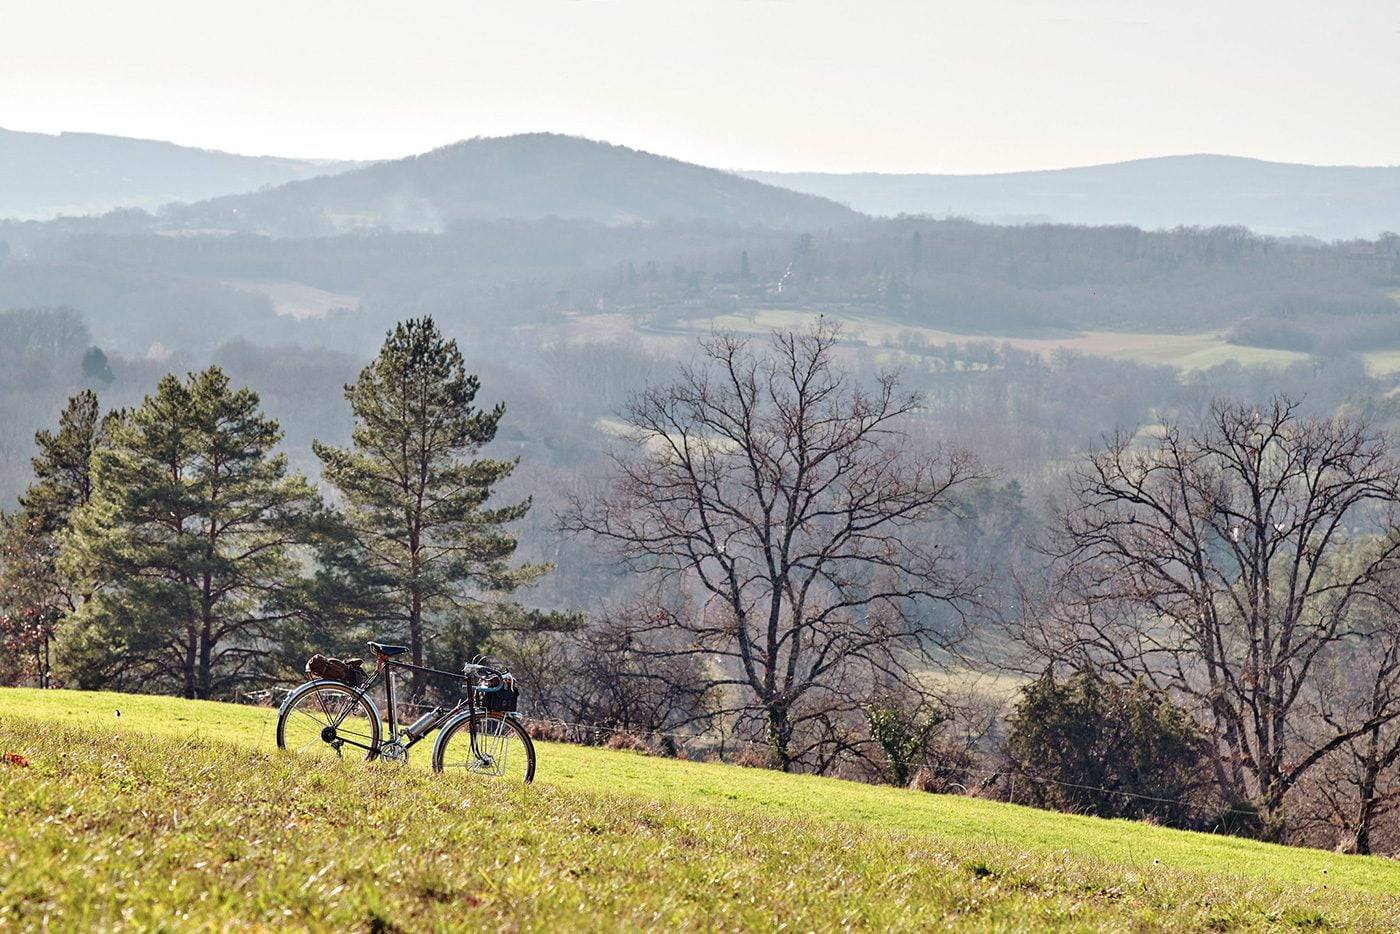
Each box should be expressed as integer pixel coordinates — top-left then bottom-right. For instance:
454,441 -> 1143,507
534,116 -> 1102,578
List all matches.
432,712 -> 535,783
277,682 -> 380,762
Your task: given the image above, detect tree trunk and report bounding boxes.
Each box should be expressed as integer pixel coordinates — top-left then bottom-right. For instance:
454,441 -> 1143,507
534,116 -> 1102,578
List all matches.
183,626 -> 198,700
1258,782 -> 1289,843
1349,733 -> 1383,855
409,603 -> 424,701
408,522 -> 424,701
198,619 -> 213,700
766,703 -> 793,772
1351,785 -> 1378,856
196,560 -> 215,699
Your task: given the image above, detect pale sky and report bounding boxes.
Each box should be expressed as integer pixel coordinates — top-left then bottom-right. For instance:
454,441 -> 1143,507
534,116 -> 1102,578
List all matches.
2,0 -> 1397,173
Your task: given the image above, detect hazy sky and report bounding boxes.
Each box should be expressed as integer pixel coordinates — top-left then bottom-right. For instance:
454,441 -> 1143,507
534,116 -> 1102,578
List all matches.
2,0 -> 1397,173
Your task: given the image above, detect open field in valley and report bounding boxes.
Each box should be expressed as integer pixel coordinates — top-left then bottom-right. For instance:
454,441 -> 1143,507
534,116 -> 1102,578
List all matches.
689,309 -> 1311,371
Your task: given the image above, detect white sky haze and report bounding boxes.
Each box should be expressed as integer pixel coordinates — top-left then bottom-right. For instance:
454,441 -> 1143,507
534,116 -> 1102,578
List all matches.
1,0 -> 1397,172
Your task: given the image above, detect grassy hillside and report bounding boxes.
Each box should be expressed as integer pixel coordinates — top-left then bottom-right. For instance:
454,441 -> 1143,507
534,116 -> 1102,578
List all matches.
2,689 -> 1399,930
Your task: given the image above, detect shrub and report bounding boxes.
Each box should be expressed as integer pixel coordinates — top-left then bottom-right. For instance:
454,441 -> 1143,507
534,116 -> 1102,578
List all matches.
866,694 -> 950,787
604,731 -> 655,754
1006,671 -> 1210,827
524,719 -> 570,743
733,745 -> 776,769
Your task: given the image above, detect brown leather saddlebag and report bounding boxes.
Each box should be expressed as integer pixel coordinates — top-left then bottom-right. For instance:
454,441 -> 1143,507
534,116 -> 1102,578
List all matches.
305,654 -> 366,687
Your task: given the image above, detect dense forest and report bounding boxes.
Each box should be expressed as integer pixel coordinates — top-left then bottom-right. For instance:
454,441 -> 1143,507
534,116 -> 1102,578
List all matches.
3,214 -> 1397,353
166,134 -> 860,233
3,206 -> 1400,616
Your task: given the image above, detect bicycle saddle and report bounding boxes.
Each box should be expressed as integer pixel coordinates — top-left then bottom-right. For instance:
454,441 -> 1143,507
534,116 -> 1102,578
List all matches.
367,641 -> 409,657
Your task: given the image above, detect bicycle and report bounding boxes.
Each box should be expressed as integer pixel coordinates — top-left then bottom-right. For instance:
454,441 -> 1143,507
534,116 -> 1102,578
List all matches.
276,641 -> 535,782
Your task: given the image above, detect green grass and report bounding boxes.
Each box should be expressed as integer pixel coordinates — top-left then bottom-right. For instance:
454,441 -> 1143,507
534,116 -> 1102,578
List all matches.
3,689 -> 1399,930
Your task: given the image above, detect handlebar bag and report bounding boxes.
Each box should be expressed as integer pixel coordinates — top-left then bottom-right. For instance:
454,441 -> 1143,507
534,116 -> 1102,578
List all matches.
482,674 -> 519,712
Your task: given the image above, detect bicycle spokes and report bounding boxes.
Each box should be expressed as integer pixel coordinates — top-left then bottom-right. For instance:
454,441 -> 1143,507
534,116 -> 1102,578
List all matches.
277,683 -> 380,762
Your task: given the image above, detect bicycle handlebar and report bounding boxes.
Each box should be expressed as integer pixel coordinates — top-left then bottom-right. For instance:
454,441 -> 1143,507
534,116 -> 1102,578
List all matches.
462,661 -> 510,687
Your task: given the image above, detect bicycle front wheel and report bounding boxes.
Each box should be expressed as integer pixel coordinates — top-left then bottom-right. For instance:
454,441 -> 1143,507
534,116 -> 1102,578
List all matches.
277,682 -> 380,762
432,713 -> 535,783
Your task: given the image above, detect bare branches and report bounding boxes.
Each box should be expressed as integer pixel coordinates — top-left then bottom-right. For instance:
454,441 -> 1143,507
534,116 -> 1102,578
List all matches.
562,324 -> 984,772
1042,396 -> 1400,835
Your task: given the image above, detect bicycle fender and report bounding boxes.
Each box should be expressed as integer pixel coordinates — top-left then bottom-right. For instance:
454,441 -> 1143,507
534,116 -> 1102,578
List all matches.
278,679 -> 385,731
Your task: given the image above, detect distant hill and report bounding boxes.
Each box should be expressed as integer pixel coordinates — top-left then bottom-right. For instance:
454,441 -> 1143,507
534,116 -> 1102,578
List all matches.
0,127 -> 354,220
167,134 -> 862,235
744,155 -> 1400,241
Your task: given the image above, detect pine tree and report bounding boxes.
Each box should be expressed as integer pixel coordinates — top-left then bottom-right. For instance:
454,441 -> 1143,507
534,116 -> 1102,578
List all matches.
0,390 -> 108,686
314,318 -> 544,698
20,389 -> 105,535
58,367 -> 323,698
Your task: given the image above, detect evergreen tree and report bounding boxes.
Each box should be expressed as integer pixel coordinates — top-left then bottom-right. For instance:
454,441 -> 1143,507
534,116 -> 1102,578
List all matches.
20,389 -> 105,535
81,346 -> 115,385
1007,672 -> 1210,828
0,390 -> 108,686
314,318 -> 544,697
58,367 -> 323,698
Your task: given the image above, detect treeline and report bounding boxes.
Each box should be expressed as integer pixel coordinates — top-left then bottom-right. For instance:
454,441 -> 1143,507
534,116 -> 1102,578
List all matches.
3,215 -> 1397,356
1,304 -> 1391,616
1228,311 -> 1400,354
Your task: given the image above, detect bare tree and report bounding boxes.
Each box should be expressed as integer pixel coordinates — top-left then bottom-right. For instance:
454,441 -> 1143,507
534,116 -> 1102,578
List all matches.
0,512 -> 62,686
561,326 -> 982,772
495,593 -> 716,745
1304,610 -> 1400,854
1042,397 -> 1400,837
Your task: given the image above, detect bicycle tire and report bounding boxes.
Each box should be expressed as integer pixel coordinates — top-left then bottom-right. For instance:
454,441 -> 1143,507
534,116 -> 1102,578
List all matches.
277,681 -> 381,762
432,712 -> 535,783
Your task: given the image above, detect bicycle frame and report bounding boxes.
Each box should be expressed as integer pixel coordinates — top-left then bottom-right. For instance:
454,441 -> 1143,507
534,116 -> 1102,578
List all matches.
369,657 -> 469,748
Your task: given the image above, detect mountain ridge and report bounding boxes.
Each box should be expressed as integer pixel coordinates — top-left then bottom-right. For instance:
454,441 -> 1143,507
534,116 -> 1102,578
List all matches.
0,126 -> 357,220
161,133 -> 863,234
743,153 -> 1400,240
9,127 -> 1400,240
